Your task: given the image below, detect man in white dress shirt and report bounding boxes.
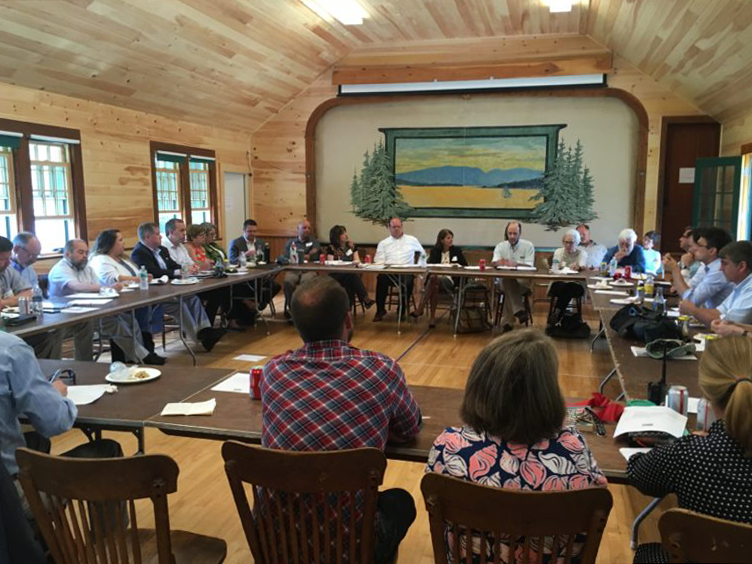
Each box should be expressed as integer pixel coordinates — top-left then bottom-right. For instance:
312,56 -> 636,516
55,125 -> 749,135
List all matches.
373,217 -> 425,322
492,221 -> 536,331
162,218 -> 196,270
575,224 -> 607,269
10,232 -> 41,288
48,239 -> 161,364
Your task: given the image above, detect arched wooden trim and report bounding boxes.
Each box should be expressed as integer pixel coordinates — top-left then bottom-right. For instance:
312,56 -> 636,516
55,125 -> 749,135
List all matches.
305,87 -> 649,233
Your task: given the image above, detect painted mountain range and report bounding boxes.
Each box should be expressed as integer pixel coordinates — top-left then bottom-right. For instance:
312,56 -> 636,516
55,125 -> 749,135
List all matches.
395,166 -> 543,187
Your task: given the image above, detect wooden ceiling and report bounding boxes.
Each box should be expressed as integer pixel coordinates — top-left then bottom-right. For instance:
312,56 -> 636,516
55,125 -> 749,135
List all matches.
0,0 -> 749,133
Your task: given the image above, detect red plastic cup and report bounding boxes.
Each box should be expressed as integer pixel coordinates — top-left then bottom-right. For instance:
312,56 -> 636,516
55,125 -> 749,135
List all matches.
250,367 -> 262,400
624,265 -> 632,279
479,259 -> 486,272
319,253 -> 326,265
364,254 -> 372,264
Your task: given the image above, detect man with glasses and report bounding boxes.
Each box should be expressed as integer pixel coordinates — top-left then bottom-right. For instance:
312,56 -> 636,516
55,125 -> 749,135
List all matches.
665,227 -> 733,308
11,232 -> 42,288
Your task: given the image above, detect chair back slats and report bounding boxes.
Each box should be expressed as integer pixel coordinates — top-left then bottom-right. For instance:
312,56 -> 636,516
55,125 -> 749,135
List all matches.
659,508 -> 752,563
421,473 -> 612,564
16,448 -> 181,564
222,442 -> 386,564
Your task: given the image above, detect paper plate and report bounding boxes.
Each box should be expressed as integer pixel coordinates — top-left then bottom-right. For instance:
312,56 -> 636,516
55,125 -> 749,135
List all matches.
171,278 -> 200,285
105,367 -> 161,384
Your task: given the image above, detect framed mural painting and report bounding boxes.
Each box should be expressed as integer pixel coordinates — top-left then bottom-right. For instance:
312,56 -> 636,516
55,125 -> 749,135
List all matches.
382,125 -> 565,219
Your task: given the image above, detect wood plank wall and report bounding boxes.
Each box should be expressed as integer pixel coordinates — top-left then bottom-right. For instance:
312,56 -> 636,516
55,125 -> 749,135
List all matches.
252,53 -> 704,238
0,82 -> 252,258
721,110 -> 752,156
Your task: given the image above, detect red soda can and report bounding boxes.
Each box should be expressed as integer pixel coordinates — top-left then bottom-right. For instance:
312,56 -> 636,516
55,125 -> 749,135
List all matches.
319,253 -> 326,265
250,367 -> 263,400
364,254 -> 372,264
624,265 -> 632,279
479,259 -> 486,272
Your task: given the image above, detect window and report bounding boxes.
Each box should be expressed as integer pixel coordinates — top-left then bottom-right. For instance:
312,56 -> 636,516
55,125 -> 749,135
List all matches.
0,118 -> 87,253
150,142 -> 217,235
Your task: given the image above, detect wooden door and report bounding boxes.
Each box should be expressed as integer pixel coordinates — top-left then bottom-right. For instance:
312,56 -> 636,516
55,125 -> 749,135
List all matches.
658,119 -> 720,253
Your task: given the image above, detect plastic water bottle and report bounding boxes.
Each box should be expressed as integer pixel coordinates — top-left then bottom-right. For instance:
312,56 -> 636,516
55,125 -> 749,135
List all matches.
608,257 -> 618,277
31,284 -> 43,316
238,249 -> 247,268
289,241 -> 298,264
645,275 -> 655,297
653,286 -> 666,313
248,245 -> 257,266
139,265 -> 149,290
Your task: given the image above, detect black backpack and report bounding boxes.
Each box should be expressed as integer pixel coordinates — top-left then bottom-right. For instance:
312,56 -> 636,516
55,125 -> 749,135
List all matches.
609,304 -> 680,343
545,310 -> 591,339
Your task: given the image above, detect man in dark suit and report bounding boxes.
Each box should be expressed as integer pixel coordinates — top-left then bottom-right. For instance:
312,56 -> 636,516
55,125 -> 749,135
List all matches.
131,222 -> 225,352
228,219 -> 281,311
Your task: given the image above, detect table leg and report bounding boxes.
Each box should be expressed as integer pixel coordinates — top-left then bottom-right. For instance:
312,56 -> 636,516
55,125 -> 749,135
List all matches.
631,497 -> 664,550
598,368 -> 616,394
95,318 -> 104,361
453,277 -> 467,337
178,295 -> 197,367
396,273 -> 403,335
253,277 -> 270,336
590,322 -> 605,352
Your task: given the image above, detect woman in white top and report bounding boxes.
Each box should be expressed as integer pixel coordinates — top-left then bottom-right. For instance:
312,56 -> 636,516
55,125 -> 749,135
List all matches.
89,229 -> 166,364
551,229 -> 587,272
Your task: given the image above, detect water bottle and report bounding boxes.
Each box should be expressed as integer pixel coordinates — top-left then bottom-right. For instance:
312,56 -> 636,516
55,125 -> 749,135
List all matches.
289,241 -> 298,265
644,275 -> 655,297
247,245 -> 257,266
239,249 -> 247,268
599,261 -> 608,276
608,257 -> 617,277
263,242 -> 270,263
139,265 -> 149,290
31,284 -> 43,316
653,286 -> 666,313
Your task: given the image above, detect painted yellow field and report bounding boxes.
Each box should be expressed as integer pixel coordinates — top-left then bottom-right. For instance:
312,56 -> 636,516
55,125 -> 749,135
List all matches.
400,185 -> 538,209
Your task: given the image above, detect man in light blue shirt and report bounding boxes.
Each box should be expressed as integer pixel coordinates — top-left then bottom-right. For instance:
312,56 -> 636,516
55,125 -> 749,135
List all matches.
669,227 -> 733,309
576,223 -> 607,269
492,221 -> 535,330
10,232 -> 41,288
680,241 -> 752,327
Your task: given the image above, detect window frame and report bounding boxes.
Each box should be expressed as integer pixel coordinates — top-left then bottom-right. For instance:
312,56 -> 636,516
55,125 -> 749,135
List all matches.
0,117 -> 87,245
149,141 -> 218,232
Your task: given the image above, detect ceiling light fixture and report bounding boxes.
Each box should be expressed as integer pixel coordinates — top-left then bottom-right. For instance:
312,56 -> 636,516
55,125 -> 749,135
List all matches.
542,0 -> 574,13
301,0 -> 368,25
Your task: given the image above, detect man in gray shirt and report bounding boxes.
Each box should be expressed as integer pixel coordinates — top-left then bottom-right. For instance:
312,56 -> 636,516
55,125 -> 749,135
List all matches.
0,236 -> 61,358
10,232 -> 41,288
48,239 -> 158,364
492,221 -> 536,331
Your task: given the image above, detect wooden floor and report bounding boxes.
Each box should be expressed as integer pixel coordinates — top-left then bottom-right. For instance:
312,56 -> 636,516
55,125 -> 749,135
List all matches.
50,300 -> 676,563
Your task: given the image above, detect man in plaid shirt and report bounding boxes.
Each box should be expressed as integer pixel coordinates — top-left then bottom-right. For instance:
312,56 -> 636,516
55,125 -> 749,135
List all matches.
262,275 -> 422,563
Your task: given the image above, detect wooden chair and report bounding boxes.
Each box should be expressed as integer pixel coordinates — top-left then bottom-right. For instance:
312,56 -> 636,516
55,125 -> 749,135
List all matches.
421,473 -> 612,564
222,442 -> 386,564
493,285 -> 533,327
16,448 -> 227,564
659,508 -> 752,563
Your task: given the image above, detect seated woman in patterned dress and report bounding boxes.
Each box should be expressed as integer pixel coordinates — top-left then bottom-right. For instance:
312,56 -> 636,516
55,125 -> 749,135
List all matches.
426,328 -> 607,563
628,336 -> 752,564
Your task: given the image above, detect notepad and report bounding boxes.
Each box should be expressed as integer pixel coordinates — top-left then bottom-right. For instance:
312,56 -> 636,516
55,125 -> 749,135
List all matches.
211,373 -> 250,394
233,354 -> 266,362
160,398 -> 217,416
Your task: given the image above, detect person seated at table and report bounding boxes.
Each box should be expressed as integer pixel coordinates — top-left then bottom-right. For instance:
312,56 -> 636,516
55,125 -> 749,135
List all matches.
48,239 -> 165,365
228,219 -> 281,311
373,217 -> 426,322
10,232 -> 42,288
262,276 -> 421,564
163,219 -> 250,329
185,224 -> 214,270
201,222 -> 227,264
280,219 -> 321,319
325,224 -> 375,310
426,329 -> 607,562
412,228 -> 466,328
131,222 -> 226,352
491,221 -> 535,332
665,227 -> 733,309
678,225 -> 701,282
89,230 -> 168,364
0,331 -> 122,524
680,241 -> 752,327
576,223 -> 607,269
627,336 -> 752,563
0,236 -> 62,359
641,230 -> 663,276
547,229 -> 587,324
603,228 -> 646,273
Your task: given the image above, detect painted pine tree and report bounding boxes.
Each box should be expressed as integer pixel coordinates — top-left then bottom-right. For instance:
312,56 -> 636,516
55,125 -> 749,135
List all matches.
349,170 -> 363,216
351,141 -> 411,225
577,166 -> 598,223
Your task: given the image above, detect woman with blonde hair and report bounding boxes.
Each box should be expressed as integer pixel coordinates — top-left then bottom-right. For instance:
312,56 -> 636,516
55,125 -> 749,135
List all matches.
628,336 -> 752,562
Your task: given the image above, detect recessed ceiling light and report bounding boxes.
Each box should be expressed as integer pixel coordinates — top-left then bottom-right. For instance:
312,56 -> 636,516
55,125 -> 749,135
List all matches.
542,0 -> 574,13
301,0 -> 368,25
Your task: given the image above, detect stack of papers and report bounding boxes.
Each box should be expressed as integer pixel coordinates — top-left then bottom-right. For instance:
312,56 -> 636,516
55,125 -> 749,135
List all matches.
66,292 -> 116,299
160,398 -> 217,416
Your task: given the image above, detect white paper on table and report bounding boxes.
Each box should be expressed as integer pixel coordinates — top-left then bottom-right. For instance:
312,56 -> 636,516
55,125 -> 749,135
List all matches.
495,265 -> 516,270
62,306 -> 100,313
389,264 -> 421,269
233,354 -> 266,362
663,395 -> 700,414
610,298 -> 636,305
591,276 -> 612,281
325,260 -> 349,266
619,447 -> 651,461
363,264 -> 387,270
68,299 -> 113,306
694,339 -> 706,352
614,406 -> 687,438
66,293 -> 115,299
66,384 -> 115,405
211,373 -> 250,394
515,265 -> 537,271
595,289 -> 630,296
463,266 -> 481,270
551,267 -> 577,274
630,346 -> 696,360
160,398 -> 217,416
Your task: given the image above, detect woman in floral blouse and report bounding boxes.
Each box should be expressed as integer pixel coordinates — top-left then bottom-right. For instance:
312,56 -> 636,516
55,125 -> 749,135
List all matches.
426,328 -> 607,563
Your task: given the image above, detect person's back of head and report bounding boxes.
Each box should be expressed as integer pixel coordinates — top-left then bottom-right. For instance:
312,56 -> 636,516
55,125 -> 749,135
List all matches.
290,276 -> 349,343
461,328 -> 565,445
699,337 -> 752,457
